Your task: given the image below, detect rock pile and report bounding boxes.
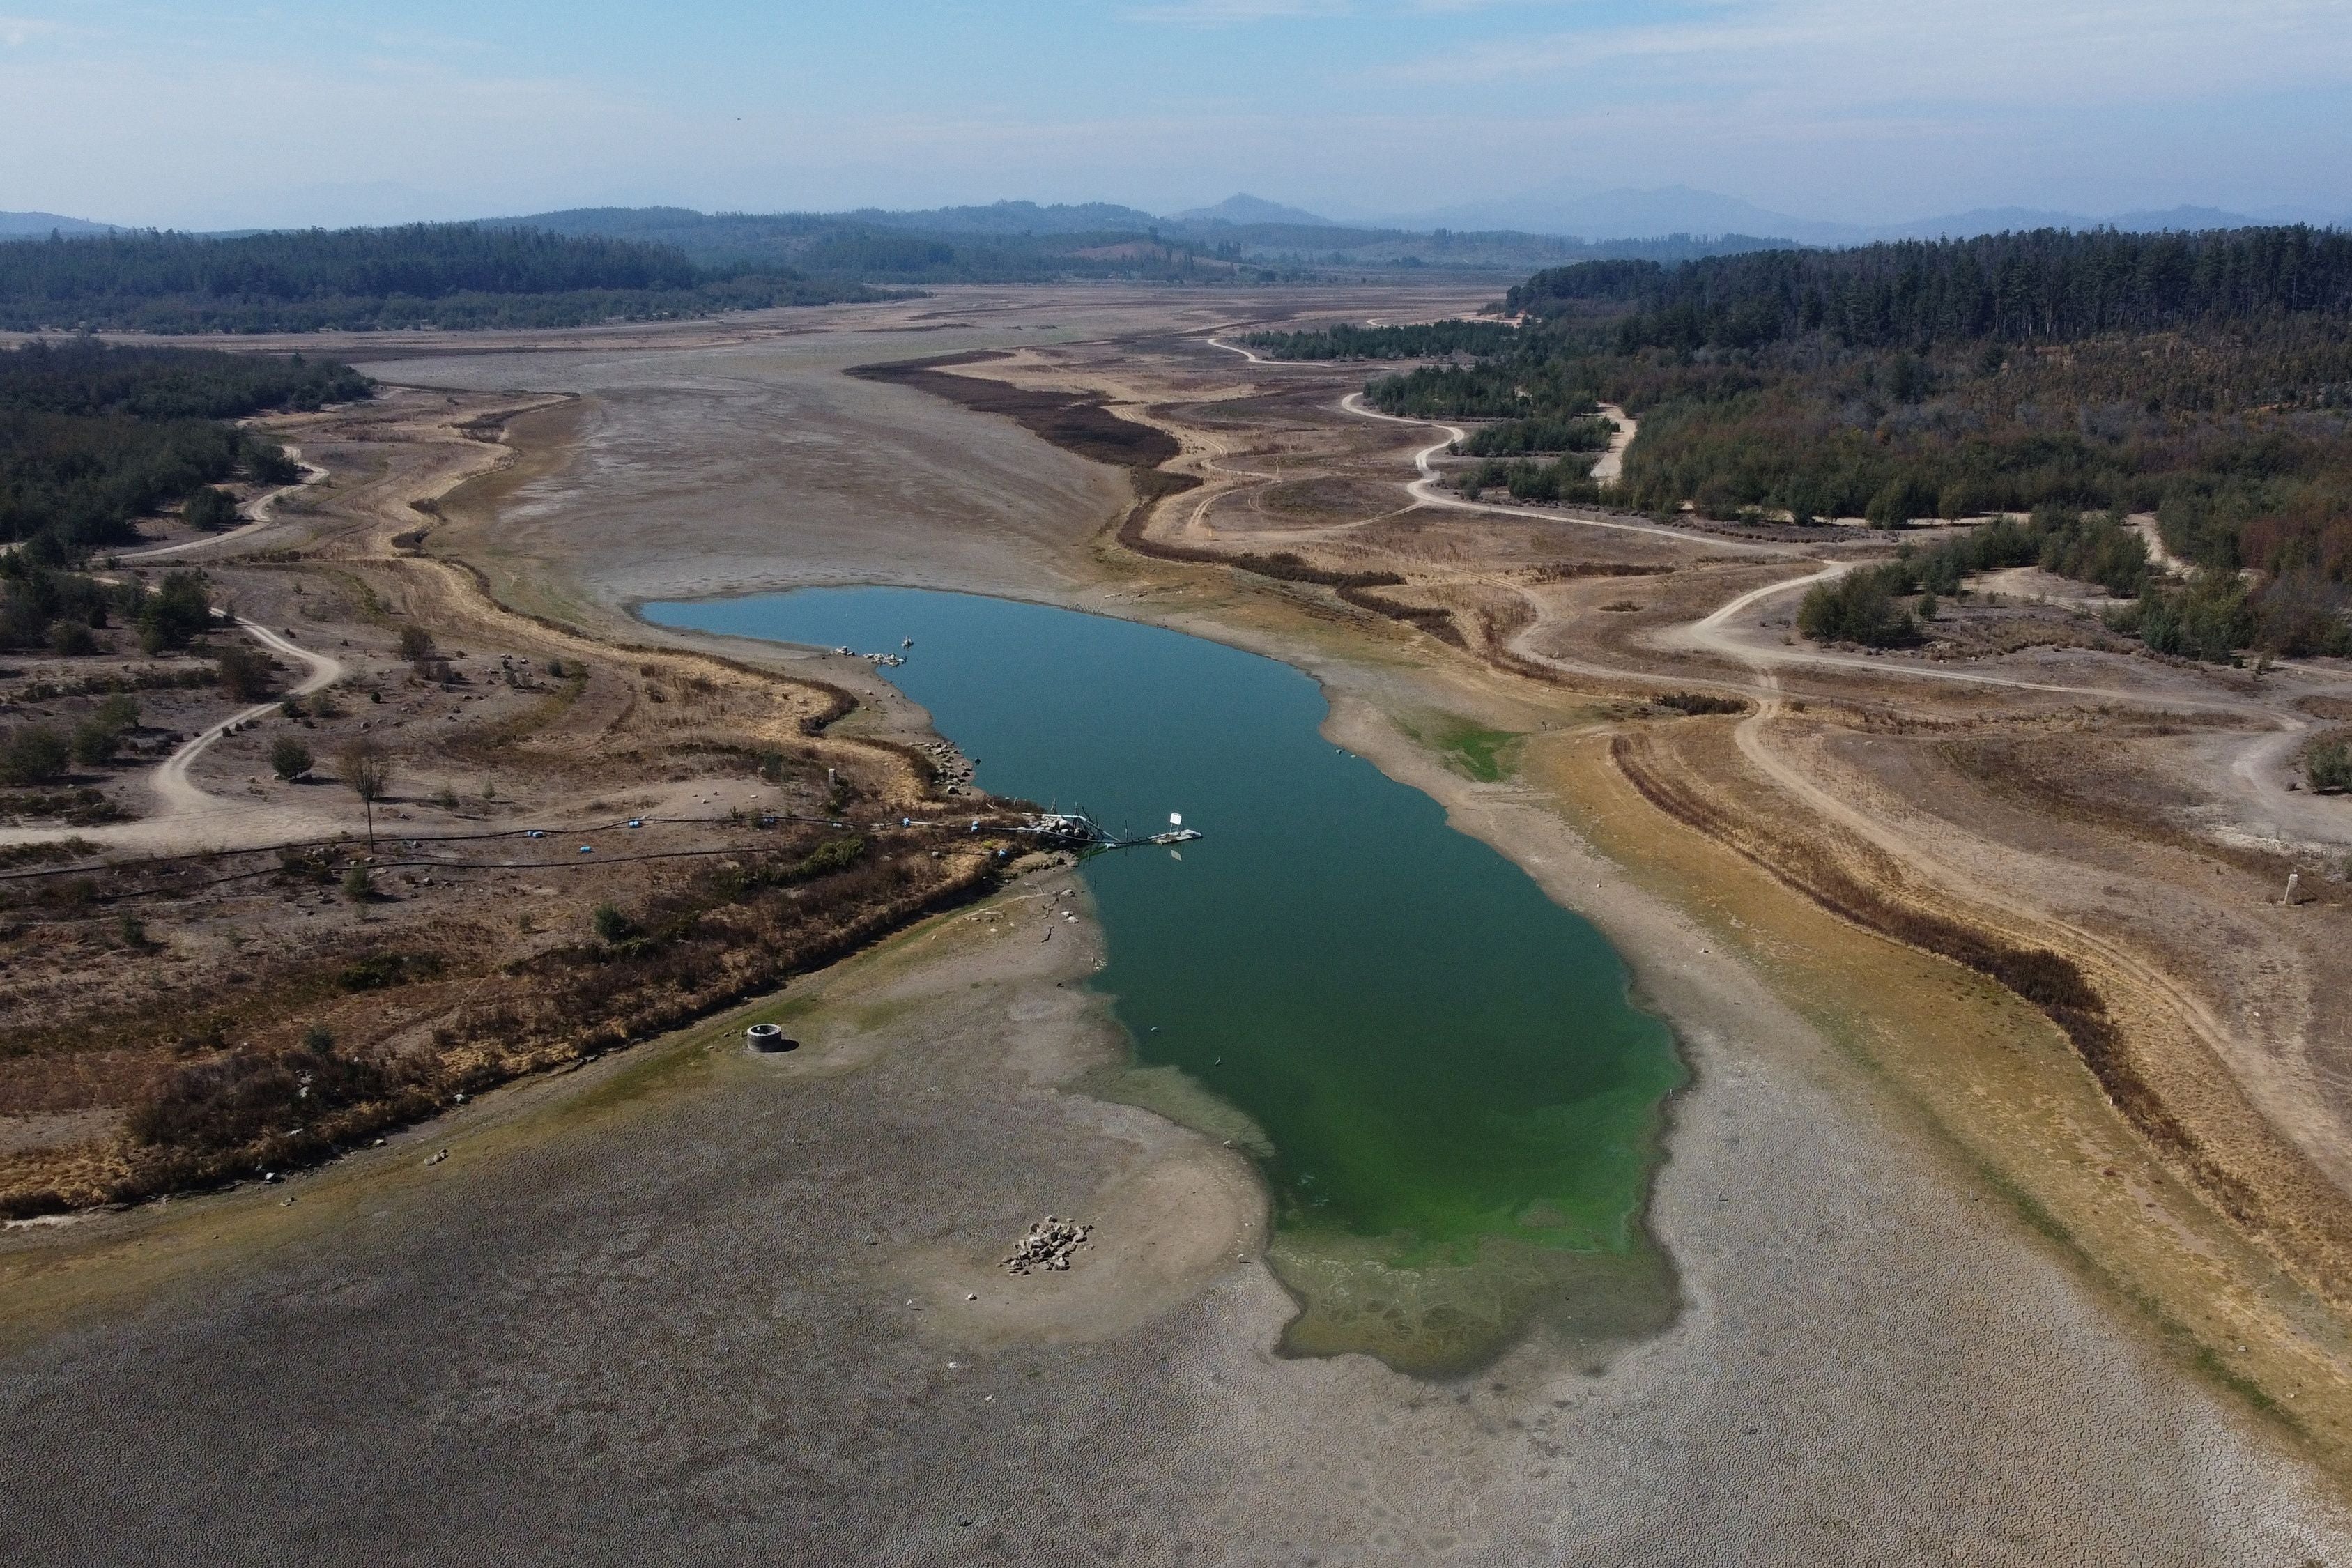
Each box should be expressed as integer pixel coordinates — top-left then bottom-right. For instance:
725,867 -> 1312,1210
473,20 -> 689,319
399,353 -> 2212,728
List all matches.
922,740 -> 977,795
1002,1215 -> 1091,1275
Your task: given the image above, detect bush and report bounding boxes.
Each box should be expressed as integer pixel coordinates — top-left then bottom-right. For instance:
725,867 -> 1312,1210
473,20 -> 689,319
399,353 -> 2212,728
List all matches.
215,642 -> 275,700
396,625 -> 436,662
2135,574 -> 2254,663
0,724 -> 71,784
592,904 -> 635,943
47,620 -> 97,656
2037,507 -> 2149,597
1865,472 -> 1940,528
2251,570 -> 2352,659
183,486 -> 240,532
69,718 -> 121,767
136,571 -> 212,652
126,1043 -> 394,1155
269,735 -> 313,780
342,864 -> 373,901
1655,691 -> 1747,716
792,836 -> 869,879
2309,739 -> 2352,794
1797,567 -> 1920,647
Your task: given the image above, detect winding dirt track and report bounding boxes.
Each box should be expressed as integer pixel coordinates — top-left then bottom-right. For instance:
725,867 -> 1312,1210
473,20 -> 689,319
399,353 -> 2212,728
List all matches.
0,620 -> 345,852
116,451 -> 327,564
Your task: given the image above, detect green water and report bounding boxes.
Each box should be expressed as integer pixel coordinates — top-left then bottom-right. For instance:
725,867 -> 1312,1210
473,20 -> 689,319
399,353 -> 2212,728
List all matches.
645,588 -> 1684,1372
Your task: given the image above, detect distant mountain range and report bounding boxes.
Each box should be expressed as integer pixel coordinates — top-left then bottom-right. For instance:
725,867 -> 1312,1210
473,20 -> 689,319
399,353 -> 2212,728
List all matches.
0,210 -> 117,238
1353,182 -> 2351,245
1167,194 -> 1335,229
6,187 -> 2346,251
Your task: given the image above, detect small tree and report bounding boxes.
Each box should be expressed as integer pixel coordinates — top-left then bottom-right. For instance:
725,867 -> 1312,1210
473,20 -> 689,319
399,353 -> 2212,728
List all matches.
1,725 -> 70,785
183,487 -> 240,532
137,571 -> 213,653
396,625 -> 436,663
341,864 -> 372,902
47,620 -> 98,656
70,718 -> 121,767
216,643 -> 275,700
337,737 -> 392,850
270,735 -> 314,781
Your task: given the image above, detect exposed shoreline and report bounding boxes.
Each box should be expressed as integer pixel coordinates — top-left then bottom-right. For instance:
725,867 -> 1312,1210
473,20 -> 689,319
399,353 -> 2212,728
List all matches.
6,291 -> 2347,1562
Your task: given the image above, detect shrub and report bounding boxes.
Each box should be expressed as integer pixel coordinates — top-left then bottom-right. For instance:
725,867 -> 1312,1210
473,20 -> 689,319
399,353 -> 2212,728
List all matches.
136,571 -> 213,653
396,625 -> 435,662
269,735 -> 313,780
1655,691 -> 1747,716
342,864 -> 373,901
47,620 -> 97,656
2309,739 -> 2352,794
2251,570 -> 2352,659
792,835 -> 870,879
1797,567 -> 1919,647
69,718 -> 121,767
1865,472 -> 1939,528
592,904 -> 635,943
1,724 -> 72,784
2135,574 -> 2254,663
126,1043 -> 394,1155
183,486 -> 240,532
215,642 -> 275,700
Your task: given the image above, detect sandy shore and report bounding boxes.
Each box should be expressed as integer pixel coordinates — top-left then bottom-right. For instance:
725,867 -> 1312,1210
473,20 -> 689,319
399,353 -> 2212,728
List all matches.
3,286 -> 2347,1563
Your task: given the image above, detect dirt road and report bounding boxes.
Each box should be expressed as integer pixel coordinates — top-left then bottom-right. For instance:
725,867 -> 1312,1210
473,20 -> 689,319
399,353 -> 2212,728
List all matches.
116,451 -> 326,564
0,620 -> 347,852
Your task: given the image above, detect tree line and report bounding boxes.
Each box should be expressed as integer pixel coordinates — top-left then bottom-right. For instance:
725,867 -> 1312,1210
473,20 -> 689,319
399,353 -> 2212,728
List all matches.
0,224 -> 889,332
1509,227 -> 2352,351
1237,321 -> 1521,361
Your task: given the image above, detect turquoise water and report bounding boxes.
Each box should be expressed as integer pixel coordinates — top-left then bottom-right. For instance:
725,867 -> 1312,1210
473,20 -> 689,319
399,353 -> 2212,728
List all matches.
645,587 -> 1684,1371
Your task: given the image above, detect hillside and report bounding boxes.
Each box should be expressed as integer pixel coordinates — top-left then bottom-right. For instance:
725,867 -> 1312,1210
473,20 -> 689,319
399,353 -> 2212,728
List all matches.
0,222 -> 886,332
1251,226 -> 2352,660
488,203 -> 1797,281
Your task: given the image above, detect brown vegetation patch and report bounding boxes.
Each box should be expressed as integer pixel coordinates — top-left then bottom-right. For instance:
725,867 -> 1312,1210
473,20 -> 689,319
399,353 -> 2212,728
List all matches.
1259,477 -> 1401,518
0,820 -> 1008,1215
847,353 -> 1179,469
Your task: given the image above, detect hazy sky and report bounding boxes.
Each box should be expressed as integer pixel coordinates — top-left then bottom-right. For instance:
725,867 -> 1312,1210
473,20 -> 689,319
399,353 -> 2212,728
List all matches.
5,0 -> 2350,229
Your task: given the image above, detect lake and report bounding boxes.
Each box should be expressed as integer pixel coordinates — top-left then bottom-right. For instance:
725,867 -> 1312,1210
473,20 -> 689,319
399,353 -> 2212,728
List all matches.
646,587 -> 1684,1373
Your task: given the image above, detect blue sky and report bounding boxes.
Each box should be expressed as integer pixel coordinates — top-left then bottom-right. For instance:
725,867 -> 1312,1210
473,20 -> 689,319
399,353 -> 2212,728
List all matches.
4,0 -> 2350,228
